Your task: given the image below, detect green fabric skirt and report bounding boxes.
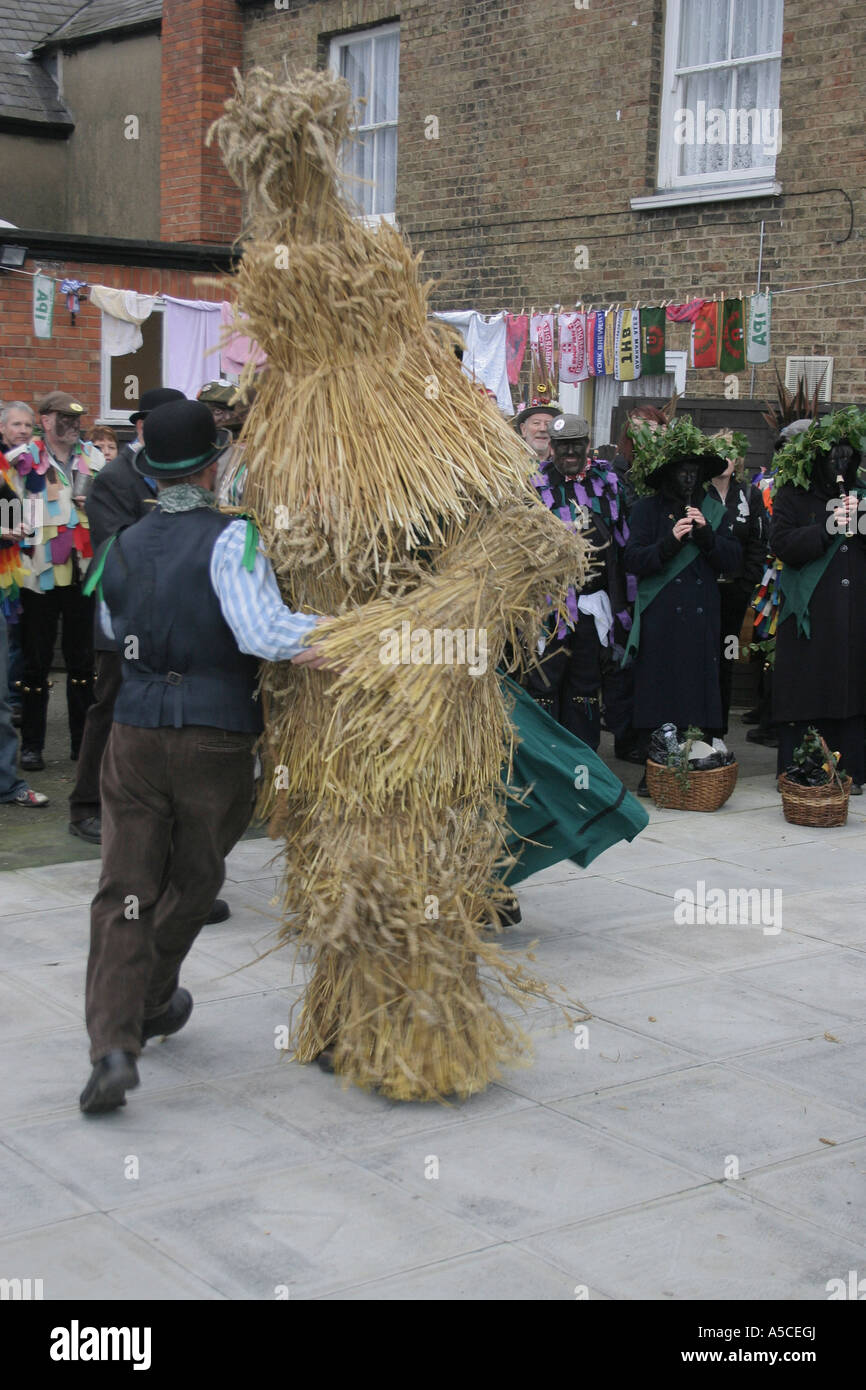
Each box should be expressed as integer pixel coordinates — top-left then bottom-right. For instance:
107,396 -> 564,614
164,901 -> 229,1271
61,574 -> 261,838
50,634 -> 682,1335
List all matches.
501,676 -> 649,885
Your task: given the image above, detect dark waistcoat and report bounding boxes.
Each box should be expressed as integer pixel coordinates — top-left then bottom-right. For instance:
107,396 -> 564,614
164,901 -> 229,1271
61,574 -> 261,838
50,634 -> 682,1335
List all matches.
101,508 -> 262,733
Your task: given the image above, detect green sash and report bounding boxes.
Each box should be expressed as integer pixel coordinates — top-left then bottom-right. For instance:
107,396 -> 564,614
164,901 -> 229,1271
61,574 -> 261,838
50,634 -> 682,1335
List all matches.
777,533 -> 842,638
622,493 -> 726,665
82,534 -> 117,601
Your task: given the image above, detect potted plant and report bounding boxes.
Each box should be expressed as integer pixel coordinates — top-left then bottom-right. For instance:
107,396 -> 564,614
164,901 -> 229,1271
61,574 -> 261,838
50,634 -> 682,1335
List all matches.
779,727 -> 852,827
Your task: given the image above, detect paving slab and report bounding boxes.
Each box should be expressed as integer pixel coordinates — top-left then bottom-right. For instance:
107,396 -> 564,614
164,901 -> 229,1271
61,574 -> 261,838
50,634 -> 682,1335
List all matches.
110,1161 -> 498,1300
320,1243 -> 598,1301
495,1012 -> 701,1104
3,1083 -> 327,1212
741,1140 -> 866,1246
731,1023 -> 866,1119
551,1064 -> 866,1180
0,1139 -> 93,1238
590,973 -> 850,1060
0,1213 -> 223,1299
521,1185 -> 866,1301
356,1107 -> 708,1240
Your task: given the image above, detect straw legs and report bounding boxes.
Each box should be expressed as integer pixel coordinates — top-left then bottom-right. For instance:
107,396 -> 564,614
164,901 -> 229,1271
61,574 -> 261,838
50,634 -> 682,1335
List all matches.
277,798 -> 540,1102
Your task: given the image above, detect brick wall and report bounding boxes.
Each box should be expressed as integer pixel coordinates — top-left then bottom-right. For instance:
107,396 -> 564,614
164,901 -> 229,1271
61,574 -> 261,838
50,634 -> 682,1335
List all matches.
0,263 -> 223,424
242,0 -> 866,405
160,0 -> 244,242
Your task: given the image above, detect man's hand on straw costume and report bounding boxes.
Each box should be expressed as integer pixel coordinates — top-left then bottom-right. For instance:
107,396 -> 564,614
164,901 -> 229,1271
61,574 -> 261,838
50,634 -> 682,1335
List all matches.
291,644 -> 330,669
290,618 -> 345,672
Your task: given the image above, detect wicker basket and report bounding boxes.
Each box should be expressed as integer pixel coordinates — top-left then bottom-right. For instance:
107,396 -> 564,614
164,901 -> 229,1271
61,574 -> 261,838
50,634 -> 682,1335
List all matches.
779,773 -> 851,827
646,758 -> 738,812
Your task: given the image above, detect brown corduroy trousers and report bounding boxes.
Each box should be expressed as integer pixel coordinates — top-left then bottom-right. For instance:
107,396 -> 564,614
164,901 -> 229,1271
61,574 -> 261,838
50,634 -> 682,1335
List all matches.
85,723 -> 257,1062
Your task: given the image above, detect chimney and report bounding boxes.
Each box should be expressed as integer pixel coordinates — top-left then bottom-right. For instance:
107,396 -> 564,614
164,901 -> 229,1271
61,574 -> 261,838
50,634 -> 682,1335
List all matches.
160,0 -> 243,243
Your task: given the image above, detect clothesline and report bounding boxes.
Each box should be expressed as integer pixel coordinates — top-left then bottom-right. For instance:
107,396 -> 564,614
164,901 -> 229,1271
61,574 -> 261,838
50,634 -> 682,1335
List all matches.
4,261 -> 866,302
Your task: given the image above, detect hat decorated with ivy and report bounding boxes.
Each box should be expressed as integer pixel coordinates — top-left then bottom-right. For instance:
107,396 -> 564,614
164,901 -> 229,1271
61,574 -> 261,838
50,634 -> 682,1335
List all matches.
772,406 -> 866,491
628,415 -> 746,496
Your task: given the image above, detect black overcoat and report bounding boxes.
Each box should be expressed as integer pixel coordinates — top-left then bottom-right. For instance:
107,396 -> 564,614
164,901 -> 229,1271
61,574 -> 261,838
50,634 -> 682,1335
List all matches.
85,444 -> 159,653
623,491 -> 742,731
770,483 -> 866,722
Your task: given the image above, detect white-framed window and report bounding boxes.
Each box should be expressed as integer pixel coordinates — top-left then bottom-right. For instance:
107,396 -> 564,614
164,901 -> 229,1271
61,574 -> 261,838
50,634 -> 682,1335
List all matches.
328,22 -> 399,221
98,305 -> 164,425
641,0 -> 783,208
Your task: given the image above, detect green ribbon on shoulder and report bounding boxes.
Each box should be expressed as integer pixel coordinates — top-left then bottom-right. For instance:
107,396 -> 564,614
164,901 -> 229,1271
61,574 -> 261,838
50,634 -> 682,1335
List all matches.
82,534 -> 117,602
622,493 -> 726,666
241,517 -> 259,573
777,533 -> 842,638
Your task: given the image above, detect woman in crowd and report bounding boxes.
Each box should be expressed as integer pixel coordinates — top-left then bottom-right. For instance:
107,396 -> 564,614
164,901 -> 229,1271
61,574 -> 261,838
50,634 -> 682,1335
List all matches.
622,419 -> 741,794
706,431 -> 766,735
611,404 -> 669,511
770,409 -> 866,793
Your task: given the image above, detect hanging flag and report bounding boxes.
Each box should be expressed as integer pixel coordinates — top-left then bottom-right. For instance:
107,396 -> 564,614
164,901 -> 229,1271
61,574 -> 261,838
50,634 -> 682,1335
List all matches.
589,310 -> 606,377
504,313 -> 528,384
719,299 -> 745,373
33,274 -> 54,340
746,292 -> 772,364
667,299 -> 708,324
530,313 -> 555,380
558,311 -> 588,384
603,309 -> 616,377
640,306 -> 666,375
691,301 -> 720,368
614,309 -> 641,381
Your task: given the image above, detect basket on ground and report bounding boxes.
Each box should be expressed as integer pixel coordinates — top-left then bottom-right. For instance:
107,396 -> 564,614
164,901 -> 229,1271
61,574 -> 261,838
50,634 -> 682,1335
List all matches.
646,759 -> 738,812
778,774 -> 851,827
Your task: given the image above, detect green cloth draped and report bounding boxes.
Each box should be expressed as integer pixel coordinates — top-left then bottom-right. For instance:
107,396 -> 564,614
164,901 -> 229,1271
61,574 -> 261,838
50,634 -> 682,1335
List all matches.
622,493 -> 726,665
777,534 -> 842,638
502,676 -> 648,884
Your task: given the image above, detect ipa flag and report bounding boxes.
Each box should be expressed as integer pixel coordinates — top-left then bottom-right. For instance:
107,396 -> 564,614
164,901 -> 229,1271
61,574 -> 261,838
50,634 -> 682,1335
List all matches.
746,292 -> 771,364
33,274 -> 54,340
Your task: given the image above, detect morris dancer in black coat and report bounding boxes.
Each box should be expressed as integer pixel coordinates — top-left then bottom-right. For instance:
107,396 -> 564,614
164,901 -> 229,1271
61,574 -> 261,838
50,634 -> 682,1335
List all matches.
770,414 -> 866,793
69,388 -> 185,843
707,432 -> 766,735
622,422 -> 742,794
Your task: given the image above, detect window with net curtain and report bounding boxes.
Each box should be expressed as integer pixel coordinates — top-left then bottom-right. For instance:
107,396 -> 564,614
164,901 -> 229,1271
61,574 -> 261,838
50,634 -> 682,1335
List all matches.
329,24 -> 399,218
660,0 -> 783,188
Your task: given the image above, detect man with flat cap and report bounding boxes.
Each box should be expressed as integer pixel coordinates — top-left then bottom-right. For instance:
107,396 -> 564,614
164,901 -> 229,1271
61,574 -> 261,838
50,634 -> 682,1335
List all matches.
12,391 -> 105,771
79,399 -> 332,1114
68,387 -> 186,843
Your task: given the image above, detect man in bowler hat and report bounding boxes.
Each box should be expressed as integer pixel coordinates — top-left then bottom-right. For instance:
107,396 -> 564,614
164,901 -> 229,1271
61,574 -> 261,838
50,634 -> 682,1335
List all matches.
80,399 -> 331,1114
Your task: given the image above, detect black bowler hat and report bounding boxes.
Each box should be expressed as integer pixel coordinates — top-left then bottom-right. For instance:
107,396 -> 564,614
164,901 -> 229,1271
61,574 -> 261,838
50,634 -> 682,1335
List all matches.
129,387 -> 186,425
136,400 -> 231,481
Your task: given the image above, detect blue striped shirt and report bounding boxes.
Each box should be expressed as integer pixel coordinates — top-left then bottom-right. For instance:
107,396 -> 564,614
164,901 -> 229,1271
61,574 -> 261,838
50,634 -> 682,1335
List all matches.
100,518 -> 319,660
210,520 -> 319,660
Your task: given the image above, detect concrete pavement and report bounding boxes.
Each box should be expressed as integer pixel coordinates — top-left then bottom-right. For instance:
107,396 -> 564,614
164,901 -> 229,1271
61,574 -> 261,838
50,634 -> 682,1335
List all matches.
1,749 -> 865,1301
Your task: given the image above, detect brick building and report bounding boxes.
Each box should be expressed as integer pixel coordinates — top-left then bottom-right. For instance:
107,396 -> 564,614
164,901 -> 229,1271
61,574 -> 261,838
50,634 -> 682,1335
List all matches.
2,0 -> 864,449
0,0 -> 239,431
241,0 -> 866,449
